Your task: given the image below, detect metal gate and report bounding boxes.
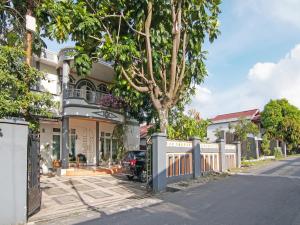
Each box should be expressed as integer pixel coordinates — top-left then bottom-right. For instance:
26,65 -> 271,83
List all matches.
146,138 -> 153,190
27,131 -> 42,217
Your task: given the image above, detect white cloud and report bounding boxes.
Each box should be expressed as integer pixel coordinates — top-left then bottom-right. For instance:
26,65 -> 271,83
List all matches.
234,0 -> 300,29
189,44 -> 300,118
248,62 -> 276,81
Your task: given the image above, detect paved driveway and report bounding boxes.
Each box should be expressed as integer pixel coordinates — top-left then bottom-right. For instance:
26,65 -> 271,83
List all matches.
43,157 -> 300,225
29,175 -> 161,224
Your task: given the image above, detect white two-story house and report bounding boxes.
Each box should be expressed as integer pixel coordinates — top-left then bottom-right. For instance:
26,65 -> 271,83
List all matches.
33,48 -> 140,173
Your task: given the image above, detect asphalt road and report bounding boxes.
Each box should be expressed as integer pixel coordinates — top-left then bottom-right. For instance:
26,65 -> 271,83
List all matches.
51,157 -> 300,225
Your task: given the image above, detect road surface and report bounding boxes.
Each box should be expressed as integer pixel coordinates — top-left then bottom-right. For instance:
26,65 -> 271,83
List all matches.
40,157 -> 300,225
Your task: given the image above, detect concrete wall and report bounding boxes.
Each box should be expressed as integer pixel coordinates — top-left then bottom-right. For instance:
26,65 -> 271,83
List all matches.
0,119 -> 28,225
151,135 -> 241,192
124,121 -> 140,150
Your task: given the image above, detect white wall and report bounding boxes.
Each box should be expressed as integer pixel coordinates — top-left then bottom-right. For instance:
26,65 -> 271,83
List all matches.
207,122 -> 237,142
0,119 -> 28,225
124,122 -> 140,150
40,121 -> 61,172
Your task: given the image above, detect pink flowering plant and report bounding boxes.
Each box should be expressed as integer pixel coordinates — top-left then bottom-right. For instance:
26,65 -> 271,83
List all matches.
97,94 -> 126,109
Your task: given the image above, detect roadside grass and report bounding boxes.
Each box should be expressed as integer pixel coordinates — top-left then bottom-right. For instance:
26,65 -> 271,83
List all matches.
230,153 -> 300,174
229,159 -> 275,173
167,171 -> 230,191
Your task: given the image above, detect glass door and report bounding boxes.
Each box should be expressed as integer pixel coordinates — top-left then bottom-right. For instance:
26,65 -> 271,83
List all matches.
52,128 -> 61,160
69,129 -> 76,161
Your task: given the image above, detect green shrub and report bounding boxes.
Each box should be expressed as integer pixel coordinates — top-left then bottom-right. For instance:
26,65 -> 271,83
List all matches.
274,147 -> 283,159
261,135 -> 271,156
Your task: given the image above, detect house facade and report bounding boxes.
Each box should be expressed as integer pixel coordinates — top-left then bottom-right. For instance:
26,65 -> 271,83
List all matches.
33,48 -> 140,173
207,109 -> 262,159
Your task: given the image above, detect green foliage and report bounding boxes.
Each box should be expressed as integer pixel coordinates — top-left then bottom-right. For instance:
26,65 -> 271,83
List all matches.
0,1 -> 46,54
231,118 -> 259,142
273,147 -> 283,159
112,123 -> 127,161
0,46 -> 55,129
261,99 -> 300,149
261,135 -> 271,156
167,109 -> 210,141
213,127 -> 223,140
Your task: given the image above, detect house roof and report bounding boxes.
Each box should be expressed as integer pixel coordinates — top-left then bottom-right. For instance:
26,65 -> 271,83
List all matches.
211,109 -> 260,124
140,124 -> 153,139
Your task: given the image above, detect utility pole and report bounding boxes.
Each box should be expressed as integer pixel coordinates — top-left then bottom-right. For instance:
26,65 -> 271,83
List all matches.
25,0 -> 35,65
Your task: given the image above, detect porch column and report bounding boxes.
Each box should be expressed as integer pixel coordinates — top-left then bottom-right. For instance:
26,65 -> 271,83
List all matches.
96,121 -> 100,166
61,117 -> 69,169
61,60 -> 70,169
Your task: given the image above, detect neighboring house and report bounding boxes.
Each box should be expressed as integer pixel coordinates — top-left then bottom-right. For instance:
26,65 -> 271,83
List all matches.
139,124 -> 152,150
33,48 -> 140,173
207,109 -> 262,159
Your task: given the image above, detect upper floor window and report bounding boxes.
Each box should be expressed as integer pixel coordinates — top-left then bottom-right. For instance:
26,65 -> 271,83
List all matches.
75,79 -> 96,92
98,83 -> 108,93
75,79 -> 96,102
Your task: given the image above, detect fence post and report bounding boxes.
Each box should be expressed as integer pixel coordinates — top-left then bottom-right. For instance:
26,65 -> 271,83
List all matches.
218,138 -> 226,172
282,141 -> 287,158
190,137 -> 201,179
255,137 -> 260,159
234,141 -> 241,168
152,133 -> 167,193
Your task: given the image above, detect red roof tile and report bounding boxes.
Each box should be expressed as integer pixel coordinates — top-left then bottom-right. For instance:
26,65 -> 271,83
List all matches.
211,109 -> 260,123
140,124 -> 153,138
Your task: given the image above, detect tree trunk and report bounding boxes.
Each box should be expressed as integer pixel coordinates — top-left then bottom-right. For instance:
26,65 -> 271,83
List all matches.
158,108 -> 168,134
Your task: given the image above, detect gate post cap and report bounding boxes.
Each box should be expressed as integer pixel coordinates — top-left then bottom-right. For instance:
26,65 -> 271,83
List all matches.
189,136 -> 200,141
151,132 -> 167,138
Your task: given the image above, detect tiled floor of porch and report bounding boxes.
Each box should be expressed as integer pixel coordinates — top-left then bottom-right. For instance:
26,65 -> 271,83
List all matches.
29,174 -> 161,224
64,165 -> 123,176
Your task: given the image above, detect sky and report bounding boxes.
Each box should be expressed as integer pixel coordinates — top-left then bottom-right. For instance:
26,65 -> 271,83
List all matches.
188,0 -> 300,118
44,0 -> 300,119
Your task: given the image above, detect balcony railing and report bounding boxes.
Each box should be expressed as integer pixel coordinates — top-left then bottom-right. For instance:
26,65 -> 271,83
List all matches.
67,89 -> 125,110
67,88 -> 107,104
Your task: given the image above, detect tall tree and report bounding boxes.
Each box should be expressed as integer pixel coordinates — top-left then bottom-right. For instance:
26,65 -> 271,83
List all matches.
37,0 -> 221,133
261,99 -> 300,149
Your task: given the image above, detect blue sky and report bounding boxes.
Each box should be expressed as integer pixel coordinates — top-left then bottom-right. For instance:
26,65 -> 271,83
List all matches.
45,0 -> 300,118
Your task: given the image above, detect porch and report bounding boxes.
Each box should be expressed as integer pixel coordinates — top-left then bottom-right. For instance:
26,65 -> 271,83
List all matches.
40,116 -> 139,174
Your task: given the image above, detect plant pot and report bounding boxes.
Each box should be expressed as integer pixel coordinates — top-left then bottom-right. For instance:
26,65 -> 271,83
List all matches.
52,160 -> 61,168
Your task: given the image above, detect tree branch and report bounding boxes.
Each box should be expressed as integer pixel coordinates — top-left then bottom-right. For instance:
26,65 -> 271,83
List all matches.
168,0 -> 182,98
174,30 -> 187,94
121,67 -> 149,93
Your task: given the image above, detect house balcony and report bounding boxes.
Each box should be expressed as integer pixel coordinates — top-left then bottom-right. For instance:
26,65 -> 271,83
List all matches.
64,88 -> 125,123
67,88 -> 109,105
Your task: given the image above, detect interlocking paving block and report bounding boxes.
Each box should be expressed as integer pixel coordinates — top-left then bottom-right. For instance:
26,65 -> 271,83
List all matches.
52,195 -> 80,205
84,177 -> 104,183
44,187 -> 68,196
110,187 -> 134,195
94,182 -> 115,188
40,182 -> 57,189
84,190 -> 112,199
100,176 -> 116,181
63,179 -> 82,185
71,184 -> 95,191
